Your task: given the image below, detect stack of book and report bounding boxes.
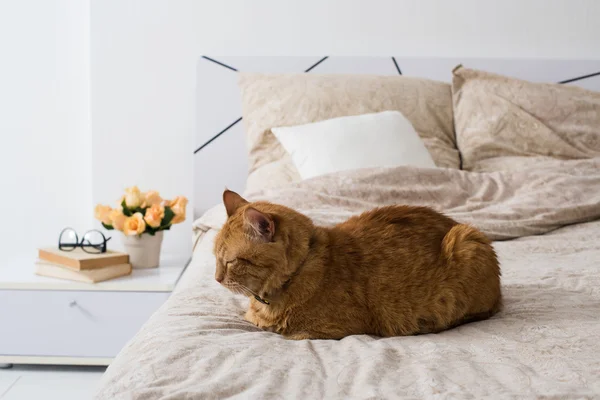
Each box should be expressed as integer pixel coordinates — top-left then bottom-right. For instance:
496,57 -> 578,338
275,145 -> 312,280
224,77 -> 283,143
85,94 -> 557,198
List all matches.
35,248 -> 132,283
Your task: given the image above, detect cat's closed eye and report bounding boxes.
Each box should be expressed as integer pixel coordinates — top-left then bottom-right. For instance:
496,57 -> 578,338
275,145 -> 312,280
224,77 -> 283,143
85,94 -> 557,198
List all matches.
237,258 -> 265,268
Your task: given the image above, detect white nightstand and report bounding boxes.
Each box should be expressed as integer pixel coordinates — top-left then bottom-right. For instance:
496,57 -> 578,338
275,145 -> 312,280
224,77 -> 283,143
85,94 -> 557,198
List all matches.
0,255 -> 189,367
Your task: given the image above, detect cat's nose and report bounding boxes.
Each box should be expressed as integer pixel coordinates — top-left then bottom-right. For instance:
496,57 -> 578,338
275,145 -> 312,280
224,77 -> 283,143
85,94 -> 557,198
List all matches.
215,274 -> 224,283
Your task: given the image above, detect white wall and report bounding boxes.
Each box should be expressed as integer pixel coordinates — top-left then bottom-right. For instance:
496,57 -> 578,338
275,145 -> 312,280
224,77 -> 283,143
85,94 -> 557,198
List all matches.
92,0 -> 600,58
0,0 -> 91,260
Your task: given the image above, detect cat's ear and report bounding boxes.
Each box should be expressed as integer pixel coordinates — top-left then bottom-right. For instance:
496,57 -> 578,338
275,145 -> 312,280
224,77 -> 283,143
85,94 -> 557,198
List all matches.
223,189 -> 248,217
244,207 -> 275,242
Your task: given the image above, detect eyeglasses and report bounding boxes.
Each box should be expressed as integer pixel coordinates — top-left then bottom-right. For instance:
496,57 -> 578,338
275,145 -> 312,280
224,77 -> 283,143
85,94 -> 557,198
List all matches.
58,228 -> 112,254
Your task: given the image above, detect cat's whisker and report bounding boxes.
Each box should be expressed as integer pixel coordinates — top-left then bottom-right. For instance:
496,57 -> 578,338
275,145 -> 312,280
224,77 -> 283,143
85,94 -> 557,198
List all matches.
237,284 -> 270,305
237,284 -> 261,298
224,282 -> 256,298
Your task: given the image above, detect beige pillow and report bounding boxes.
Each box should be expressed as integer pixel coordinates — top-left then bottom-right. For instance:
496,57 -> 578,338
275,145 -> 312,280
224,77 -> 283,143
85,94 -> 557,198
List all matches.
238,73 -> 458,193
452,66 -> 600,171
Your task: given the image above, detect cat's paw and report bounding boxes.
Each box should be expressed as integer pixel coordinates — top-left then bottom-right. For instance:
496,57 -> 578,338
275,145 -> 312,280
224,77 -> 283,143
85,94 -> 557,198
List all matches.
244,310 -> 261,327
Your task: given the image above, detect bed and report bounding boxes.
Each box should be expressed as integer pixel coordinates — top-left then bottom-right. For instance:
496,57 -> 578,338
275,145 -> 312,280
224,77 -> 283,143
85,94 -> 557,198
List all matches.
96,58 -> 600,399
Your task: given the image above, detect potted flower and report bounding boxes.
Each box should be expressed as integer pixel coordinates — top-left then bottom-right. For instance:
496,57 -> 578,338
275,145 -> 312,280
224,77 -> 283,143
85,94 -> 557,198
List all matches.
94,186 -> 188,268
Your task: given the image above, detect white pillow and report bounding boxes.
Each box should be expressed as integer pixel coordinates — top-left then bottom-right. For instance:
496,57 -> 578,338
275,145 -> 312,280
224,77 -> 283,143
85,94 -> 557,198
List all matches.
271,111 -> 436,180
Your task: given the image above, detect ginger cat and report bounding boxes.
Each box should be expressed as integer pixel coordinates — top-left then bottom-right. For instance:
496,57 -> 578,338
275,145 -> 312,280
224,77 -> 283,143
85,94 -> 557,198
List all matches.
214,190 -> 501,340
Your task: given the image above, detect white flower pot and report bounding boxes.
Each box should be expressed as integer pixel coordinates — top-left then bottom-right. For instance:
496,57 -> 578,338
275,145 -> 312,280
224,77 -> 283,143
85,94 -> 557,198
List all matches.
121,231 -> 164,269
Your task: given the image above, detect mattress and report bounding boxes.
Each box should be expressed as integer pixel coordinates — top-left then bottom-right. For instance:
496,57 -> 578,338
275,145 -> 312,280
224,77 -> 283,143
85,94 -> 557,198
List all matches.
96,161 -> 600,399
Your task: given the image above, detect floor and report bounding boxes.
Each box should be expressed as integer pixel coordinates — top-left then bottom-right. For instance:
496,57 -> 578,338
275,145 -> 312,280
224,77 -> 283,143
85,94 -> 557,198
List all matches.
0,365 -> 105,400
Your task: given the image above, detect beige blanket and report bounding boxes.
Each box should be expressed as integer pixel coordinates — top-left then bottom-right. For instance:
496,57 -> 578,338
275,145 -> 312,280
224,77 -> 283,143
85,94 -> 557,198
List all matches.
196,158 -> 600,241
97,159 -> 600,399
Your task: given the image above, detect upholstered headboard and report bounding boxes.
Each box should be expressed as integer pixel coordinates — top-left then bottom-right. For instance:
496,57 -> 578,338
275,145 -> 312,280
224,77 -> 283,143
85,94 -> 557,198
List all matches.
195,56 -> 600,217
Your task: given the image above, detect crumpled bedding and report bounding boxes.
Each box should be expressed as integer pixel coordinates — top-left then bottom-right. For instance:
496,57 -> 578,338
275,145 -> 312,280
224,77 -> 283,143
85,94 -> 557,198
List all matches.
96,159 -> 600,399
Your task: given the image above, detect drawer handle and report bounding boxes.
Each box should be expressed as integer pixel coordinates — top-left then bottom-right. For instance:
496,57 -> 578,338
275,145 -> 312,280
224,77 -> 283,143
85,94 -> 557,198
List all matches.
67,300 -> 95,320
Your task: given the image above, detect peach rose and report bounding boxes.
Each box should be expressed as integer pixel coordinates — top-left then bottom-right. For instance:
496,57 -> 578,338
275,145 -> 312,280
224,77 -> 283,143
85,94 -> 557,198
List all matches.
124,186 -> 142,209
94,204 -> 112,225
166,196 -> 188,224
144,204 -> 165,228
123,212 -> 146,236
141,190 -> 162,208
109,207 -> 126,231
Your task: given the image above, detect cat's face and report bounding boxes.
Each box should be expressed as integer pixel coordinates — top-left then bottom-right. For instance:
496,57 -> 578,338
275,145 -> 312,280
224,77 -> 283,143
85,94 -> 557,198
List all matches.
213,214 -> 281,299
213,190 -> 309,300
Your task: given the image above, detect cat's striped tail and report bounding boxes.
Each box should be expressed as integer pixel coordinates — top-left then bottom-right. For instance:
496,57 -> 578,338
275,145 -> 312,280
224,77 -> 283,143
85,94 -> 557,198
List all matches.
441,223 -> 502,315
441,224 -> 493,263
